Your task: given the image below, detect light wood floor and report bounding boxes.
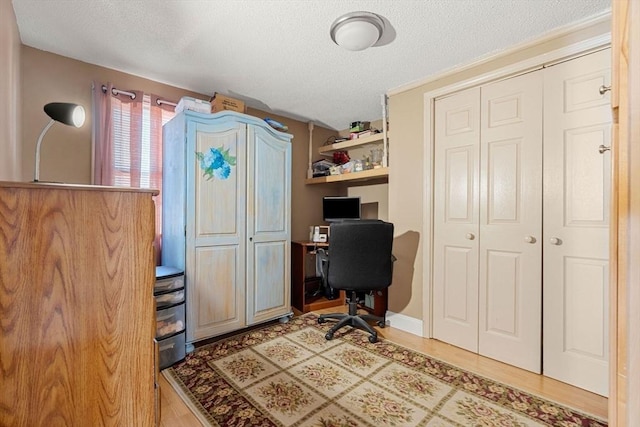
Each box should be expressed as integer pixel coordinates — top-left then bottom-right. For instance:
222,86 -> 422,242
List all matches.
158,307 -> 608,426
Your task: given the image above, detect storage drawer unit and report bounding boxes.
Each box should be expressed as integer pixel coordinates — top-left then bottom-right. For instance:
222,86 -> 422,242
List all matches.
155,266 -> 186,369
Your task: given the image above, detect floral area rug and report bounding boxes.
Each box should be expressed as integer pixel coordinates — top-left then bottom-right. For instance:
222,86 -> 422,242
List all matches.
162,313 -> 606,427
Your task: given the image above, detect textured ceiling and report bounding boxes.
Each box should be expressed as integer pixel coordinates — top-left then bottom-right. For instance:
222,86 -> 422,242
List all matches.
12,0 -> 610,130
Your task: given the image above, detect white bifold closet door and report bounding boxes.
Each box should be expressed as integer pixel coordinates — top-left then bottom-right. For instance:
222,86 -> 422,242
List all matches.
542,48 -> 611,396
478,72 -> 543,373
433,71 -> 543,373
433,86 -> 481,353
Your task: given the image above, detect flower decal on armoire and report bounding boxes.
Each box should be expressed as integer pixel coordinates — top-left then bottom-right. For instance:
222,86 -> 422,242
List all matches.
195,146 -> 236,180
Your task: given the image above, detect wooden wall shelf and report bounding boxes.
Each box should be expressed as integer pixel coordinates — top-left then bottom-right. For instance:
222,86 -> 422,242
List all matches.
305,95 -> 389,185
318,133 -> 387,154
305,167 -> 388,185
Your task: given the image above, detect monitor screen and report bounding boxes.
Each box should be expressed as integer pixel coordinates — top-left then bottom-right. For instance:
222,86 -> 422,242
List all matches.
322,196 -> 361,222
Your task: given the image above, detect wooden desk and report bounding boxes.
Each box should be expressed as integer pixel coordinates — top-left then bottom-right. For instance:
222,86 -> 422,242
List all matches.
291,241 -> 388,318
291,241 -> 345,313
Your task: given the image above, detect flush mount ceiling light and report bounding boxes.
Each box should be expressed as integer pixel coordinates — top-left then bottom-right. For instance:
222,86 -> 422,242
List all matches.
330,11 -> 385,51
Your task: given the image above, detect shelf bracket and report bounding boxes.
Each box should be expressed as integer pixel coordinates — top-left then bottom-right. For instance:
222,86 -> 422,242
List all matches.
307,122 -> 314,179
381,94 -> 389,168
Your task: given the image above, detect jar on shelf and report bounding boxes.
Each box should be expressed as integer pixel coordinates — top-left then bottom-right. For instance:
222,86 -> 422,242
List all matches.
362,155 -> 372,170
370,148 -> 383,168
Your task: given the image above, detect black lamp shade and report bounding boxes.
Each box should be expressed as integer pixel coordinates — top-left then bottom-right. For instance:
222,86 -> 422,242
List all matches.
44,102 -> 85,127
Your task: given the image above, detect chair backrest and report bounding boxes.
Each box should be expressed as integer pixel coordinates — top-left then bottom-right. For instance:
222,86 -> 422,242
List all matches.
326,220 -> 394,291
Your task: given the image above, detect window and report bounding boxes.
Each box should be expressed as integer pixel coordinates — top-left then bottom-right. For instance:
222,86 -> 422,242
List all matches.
111,94 -> 174,187
93,83 -> 176,264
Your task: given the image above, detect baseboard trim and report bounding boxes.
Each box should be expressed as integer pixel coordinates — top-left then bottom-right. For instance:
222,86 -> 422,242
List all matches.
386,311 -> 423,337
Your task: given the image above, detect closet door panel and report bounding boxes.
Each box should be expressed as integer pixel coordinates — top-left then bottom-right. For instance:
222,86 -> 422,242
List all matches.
543,48 -> 611,396
479,71 -> 543,373
433,87 -> 480,352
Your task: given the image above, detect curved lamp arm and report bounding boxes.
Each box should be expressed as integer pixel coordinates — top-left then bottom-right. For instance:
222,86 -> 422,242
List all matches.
33,103 -> 85,182
34,119 -> 55,182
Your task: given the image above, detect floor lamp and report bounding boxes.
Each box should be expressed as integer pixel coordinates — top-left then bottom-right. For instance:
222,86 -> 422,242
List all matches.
34,102 -> 85,182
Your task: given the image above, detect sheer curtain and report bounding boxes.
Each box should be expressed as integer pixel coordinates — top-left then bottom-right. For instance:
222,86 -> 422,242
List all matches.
93,82 -> 175,264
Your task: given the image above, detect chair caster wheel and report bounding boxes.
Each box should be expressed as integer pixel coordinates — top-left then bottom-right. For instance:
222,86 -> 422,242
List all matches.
318,317 -> 327,324
368,334 -> 378,343
325,332 -> 334,340
377,321 -> 386,328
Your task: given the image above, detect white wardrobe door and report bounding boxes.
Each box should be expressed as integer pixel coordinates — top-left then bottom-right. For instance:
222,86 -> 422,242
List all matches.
188,120 -> 247,341
478,71 -> 543,373
433,87 -> 481,353
245,124 -> 291,326
543,48 -> 611,396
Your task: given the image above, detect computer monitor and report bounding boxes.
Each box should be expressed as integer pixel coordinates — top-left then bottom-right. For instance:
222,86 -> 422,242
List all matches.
322,196 -> 361,222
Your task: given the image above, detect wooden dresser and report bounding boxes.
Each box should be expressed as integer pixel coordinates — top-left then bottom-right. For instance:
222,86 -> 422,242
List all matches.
0,182 -> 159,426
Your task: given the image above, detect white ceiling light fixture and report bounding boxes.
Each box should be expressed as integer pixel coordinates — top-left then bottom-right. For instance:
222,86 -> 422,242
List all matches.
330,11 -> 385,51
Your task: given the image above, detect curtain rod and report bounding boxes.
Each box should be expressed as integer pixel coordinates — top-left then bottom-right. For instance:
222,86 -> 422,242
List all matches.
101,85 -> 177,107
157,99 -> 177,107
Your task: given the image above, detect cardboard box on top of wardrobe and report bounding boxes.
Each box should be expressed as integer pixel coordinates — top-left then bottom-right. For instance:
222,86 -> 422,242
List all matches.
210,93 -> 246,113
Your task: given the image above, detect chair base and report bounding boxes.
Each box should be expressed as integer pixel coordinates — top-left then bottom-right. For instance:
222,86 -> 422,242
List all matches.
317,291 -> 386,343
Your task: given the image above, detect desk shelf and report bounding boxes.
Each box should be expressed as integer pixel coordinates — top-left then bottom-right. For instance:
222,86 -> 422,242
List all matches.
305,167 -> 388,185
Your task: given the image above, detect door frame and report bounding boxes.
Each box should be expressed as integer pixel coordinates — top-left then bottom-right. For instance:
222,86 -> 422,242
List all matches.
422,32 -> 611,340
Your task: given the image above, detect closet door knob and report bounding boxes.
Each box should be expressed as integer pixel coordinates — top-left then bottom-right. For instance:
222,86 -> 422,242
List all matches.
599,144 -> 611,154
524,235 -> 537,244
550,237 -> 562,245
599,85 -> 611,95
465,233 -> 475,240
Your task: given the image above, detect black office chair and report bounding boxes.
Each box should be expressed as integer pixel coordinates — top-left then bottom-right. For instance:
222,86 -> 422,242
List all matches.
317,219 -> 394,343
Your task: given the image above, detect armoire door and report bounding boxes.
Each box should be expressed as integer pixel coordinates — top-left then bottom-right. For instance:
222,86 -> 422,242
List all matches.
246,124 -> 292,325
186,119 -> 247,341
543,48 -> 611,396
478,71 -> 543,373
433,86 -> 481,353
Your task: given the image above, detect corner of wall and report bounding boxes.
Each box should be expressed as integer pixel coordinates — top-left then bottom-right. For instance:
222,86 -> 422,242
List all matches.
0,0 -> 22,181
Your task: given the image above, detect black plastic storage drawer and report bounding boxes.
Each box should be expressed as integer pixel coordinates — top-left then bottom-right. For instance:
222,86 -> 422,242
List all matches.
154,289 -> 185,309
158,331 -> 186,370
154,274 -> 184,294
156,303 -> 185,339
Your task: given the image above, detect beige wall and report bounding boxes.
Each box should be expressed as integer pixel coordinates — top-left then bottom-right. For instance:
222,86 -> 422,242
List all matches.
20,47 -> 207,184
388,18 -> 611,320
20,46 -> 338,242
0,0 -> 21,181
348,184 -> 389,221
268,116 -> 341,241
